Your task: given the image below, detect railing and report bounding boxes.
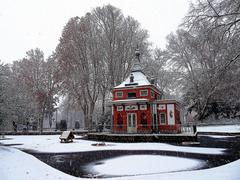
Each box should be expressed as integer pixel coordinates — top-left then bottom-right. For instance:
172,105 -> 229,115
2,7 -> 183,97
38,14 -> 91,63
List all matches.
113,124 -> 150,129
110,124 -> 182,134
181,125 -> 197,134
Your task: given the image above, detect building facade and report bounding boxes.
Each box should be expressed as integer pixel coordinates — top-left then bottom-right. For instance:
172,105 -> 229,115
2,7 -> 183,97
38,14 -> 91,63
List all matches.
112,50 -> 181,134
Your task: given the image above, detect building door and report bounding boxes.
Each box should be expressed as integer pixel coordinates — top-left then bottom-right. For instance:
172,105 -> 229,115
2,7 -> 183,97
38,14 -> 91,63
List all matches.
127,113 -> 137,133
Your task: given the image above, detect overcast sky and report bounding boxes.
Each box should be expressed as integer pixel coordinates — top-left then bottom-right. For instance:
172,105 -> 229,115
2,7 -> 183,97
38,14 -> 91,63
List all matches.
0,0 -> 190,64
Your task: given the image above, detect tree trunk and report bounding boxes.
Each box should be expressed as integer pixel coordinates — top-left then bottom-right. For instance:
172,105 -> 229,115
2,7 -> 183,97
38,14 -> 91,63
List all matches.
88,102 -> 95,130
101,92 -> 106,115
38,113 -> 44,134
83,104 -> 89,130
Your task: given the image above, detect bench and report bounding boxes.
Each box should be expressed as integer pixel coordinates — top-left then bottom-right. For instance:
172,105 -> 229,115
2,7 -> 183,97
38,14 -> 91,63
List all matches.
59,131 -> 75,143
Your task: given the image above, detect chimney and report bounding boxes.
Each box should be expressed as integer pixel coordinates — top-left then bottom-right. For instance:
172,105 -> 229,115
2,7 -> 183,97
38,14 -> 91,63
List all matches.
130,73 -> 134,83
150,78 -> 155,85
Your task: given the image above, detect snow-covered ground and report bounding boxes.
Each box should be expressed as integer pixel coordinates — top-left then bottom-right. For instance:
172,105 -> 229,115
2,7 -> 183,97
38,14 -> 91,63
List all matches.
0,135 -> 225,154
0,146 -> 75,180
1,146 -> 240,180
197,124 -> 240,133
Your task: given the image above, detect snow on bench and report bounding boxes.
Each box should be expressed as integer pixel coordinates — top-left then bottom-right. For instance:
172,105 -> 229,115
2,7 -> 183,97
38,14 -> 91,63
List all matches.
59,131 -> 74,143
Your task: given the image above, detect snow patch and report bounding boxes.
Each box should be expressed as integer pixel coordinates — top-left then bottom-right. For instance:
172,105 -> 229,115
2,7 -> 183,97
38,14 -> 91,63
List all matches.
197,125 -> 240,133
87,155 -> 205,176
0,146 -> 74,180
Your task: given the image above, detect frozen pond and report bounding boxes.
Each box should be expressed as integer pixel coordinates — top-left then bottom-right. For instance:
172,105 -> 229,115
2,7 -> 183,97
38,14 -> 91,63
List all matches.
85,155 -> 205,176
30,149 -> 228,178
1,134 -> 240,179
27,135 -> 240,178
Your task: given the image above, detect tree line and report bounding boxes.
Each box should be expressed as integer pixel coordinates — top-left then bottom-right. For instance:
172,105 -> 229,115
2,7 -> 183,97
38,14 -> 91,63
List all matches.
0,1 -> 239,132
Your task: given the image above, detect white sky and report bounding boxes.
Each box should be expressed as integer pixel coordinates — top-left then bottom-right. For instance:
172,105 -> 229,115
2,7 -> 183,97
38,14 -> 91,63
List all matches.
0,0 -> 190,64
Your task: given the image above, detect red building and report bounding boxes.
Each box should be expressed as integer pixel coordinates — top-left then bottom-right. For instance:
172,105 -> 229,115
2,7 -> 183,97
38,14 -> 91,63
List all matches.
112,50 -> 182,133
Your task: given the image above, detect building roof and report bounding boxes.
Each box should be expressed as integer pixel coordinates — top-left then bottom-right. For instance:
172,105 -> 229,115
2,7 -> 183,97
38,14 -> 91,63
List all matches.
155,99 -> 181,106
112,98 -> 149,105
114,48 -> 161,92
114,71 -> 151,88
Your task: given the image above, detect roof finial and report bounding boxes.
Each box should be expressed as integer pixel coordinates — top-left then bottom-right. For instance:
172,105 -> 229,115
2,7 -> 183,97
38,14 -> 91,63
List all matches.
131,45 -> 142,72
135,45 -> 140,62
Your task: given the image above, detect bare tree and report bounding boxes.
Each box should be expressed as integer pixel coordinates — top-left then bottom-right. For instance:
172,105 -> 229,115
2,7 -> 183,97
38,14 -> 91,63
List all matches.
186,0 -> 240,36
92,5 -> 150,114
56,16 -> 101,130
166,0 -> 240,120
0,61 -> 14,130
56,5 -> 150,129
12,49 -> 59,133
143,48 -> 182,99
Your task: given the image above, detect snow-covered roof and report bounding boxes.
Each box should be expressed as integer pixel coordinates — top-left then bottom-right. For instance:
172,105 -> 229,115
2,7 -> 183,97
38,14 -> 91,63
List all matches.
115,71 -> 151,88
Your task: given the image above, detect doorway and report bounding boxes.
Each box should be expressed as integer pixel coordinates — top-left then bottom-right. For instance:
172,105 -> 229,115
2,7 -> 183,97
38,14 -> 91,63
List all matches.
127,113 -> 137,133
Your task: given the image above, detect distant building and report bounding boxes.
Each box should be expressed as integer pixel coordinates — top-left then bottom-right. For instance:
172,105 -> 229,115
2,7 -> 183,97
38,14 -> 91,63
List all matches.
111,49 -> 181,133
